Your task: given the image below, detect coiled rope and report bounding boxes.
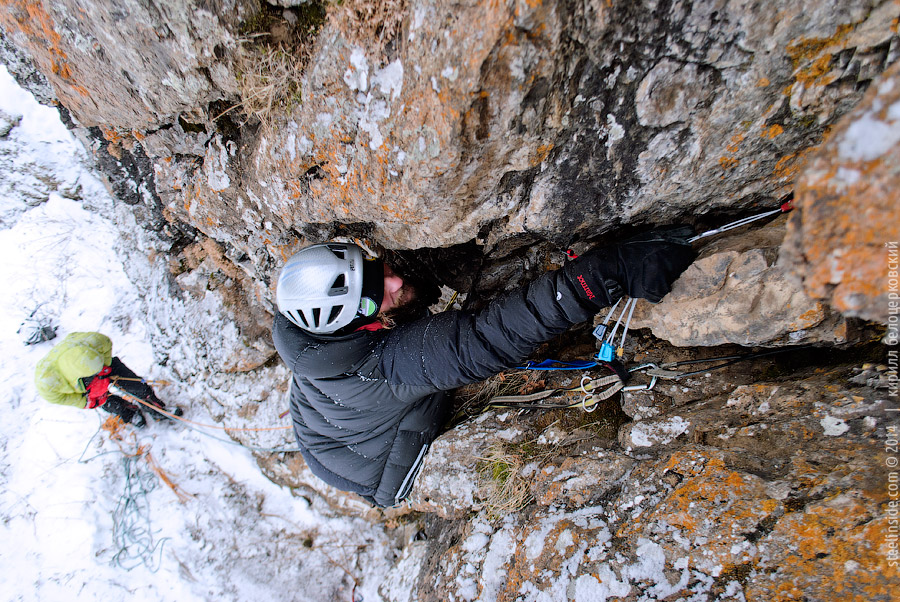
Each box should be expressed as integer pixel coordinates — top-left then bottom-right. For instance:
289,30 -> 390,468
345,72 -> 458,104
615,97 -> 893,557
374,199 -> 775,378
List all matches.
111,452 -> 169,571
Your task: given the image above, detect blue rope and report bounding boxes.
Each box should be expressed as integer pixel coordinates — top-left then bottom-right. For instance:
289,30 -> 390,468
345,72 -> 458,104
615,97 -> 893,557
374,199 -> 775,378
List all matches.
518,359 -> 599,371
111,454 -> 169,572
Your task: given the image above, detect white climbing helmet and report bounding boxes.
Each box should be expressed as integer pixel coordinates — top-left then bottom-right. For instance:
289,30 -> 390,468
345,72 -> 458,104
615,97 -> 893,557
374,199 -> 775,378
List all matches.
277,243 -> 380,334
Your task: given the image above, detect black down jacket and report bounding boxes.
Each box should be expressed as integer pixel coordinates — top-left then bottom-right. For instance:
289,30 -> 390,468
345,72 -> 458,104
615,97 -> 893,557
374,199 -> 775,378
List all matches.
272,263 -> 615,507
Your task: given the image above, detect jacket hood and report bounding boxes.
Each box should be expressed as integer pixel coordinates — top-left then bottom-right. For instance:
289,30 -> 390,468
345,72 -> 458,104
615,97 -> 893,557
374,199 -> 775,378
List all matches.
273,312 -> 381,379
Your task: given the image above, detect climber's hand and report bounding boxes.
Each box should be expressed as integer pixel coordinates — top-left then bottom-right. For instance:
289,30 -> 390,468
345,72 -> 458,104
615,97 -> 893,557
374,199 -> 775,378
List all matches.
614,225 -> 697,302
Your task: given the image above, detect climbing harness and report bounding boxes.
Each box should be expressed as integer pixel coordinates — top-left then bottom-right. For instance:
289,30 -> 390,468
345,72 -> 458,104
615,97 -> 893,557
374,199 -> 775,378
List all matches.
107,384 -> 300,453
688,195 -> 794,243
484,295 -> 653,412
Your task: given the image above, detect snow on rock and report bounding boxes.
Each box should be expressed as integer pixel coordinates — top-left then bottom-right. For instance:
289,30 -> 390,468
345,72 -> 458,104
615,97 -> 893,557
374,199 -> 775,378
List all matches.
0,69 -> 399,602
820,415 -> 850,436
410,368 -> 897,600
621,416 -> 691,449
411,413 -> 527,518
0,67 -> 88,225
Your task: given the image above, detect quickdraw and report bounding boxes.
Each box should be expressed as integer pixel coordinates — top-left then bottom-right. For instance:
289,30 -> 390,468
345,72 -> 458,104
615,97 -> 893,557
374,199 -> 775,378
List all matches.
688,194 -> 794,243
485,296 -> 658,412
642,345 -> 812,380
484,361 -> 659,413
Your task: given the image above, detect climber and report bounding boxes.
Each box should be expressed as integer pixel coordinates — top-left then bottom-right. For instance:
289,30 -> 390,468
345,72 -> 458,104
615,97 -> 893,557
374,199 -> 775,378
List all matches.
272,228 -> 696,507
34,331 -> 182,428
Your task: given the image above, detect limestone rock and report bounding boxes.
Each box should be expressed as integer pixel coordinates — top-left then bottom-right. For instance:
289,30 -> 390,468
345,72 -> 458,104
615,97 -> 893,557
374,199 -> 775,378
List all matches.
0,0 -> 249,129
782,58 -> 900,324
528,452 -> 634,508
410,411 -> 529,518
4,0 -> 898,341
628,218 -> 855,347
408,369 -> 897,601
0,108 -> 20,138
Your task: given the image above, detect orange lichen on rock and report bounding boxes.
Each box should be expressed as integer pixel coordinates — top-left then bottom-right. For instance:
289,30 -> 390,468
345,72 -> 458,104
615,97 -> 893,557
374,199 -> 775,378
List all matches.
784,55 -> 900,323
621,450 -> 782,561
773,145 -> 817,182
718,156 -> 739,170
748,494 -> 898,600
762,124 -> 784,139
501,517 -> 594,601
0,0 -> 89,97
789,304 -> 826,330
530,143 -> 553,167
786,24 -> 854,68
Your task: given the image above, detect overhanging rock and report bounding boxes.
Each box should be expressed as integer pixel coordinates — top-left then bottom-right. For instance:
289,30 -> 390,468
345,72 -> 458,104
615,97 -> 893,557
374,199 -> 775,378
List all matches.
627,218 -> 857,347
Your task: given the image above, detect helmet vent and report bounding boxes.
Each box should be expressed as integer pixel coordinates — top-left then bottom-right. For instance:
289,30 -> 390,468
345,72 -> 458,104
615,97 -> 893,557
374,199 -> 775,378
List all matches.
330,274 -> 347,293
288,310 -> 309,328
276,242 -> 368,333
327,306 -> 343,324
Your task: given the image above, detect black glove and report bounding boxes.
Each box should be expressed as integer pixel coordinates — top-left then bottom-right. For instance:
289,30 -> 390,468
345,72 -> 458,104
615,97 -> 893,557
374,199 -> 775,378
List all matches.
565,226 -> 697,306
614,225 -> 697,302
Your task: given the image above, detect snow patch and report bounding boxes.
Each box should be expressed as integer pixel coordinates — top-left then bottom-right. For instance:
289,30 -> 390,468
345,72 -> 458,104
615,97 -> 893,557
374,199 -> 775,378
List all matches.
374,60 -> 404,101
605,113 -> 625,146
837,101 -> 900,161
821,415 -> 849,436
204,136 -> 231,191
343,48 -> 369,92
629,416 -> 691,447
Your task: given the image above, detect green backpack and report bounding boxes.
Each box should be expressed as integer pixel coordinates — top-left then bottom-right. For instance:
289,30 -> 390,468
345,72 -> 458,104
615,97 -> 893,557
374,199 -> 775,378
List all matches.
34,332 -> 112,408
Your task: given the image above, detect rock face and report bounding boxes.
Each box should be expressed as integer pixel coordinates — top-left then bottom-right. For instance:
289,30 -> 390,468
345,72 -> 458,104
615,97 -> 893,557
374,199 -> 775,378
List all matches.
406,364 -> 898,601
782,57 -> 900,325
3,2 -> 900,601
628,217 -> 857,347
3,0 -> 899,360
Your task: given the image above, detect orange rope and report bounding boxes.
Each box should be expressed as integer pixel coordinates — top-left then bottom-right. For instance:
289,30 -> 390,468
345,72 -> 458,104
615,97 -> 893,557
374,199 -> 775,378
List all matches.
144,451 -> 193,502
109,385 -> 292,432
101,416 -> 191,503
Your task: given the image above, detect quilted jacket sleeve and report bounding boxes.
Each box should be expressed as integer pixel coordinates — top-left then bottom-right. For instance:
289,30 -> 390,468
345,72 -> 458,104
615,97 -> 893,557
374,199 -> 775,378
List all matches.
379,265 -> 604,392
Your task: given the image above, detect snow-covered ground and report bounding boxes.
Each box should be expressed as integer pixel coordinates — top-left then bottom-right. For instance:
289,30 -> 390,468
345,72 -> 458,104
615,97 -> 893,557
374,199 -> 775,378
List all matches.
0,66 -> 393,602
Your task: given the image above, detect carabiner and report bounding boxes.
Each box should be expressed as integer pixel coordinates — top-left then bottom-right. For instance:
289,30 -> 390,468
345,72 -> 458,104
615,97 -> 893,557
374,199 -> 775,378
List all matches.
621,363 -> 659,392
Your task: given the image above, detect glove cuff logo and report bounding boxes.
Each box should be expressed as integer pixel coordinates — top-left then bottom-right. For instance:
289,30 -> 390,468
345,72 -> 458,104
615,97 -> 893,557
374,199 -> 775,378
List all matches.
576,275 -> 596,300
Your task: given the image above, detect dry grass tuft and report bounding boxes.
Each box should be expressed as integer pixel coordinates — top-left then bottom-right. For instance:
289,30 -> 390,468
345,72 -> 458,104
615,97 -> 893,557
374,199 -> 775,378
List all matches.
230,0 -> 407,125
234,44 -> 307,126
328,0 -> 408,52
231,2 -> 328,126
451,371 -> 531,424
476,442 -> 534,520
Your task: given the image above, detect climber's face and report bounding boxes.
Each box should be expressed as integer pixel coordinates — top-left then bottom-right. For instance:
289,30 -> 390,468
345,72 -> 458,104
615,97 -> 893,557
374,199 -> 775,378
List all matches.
380,263 -> 409,313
